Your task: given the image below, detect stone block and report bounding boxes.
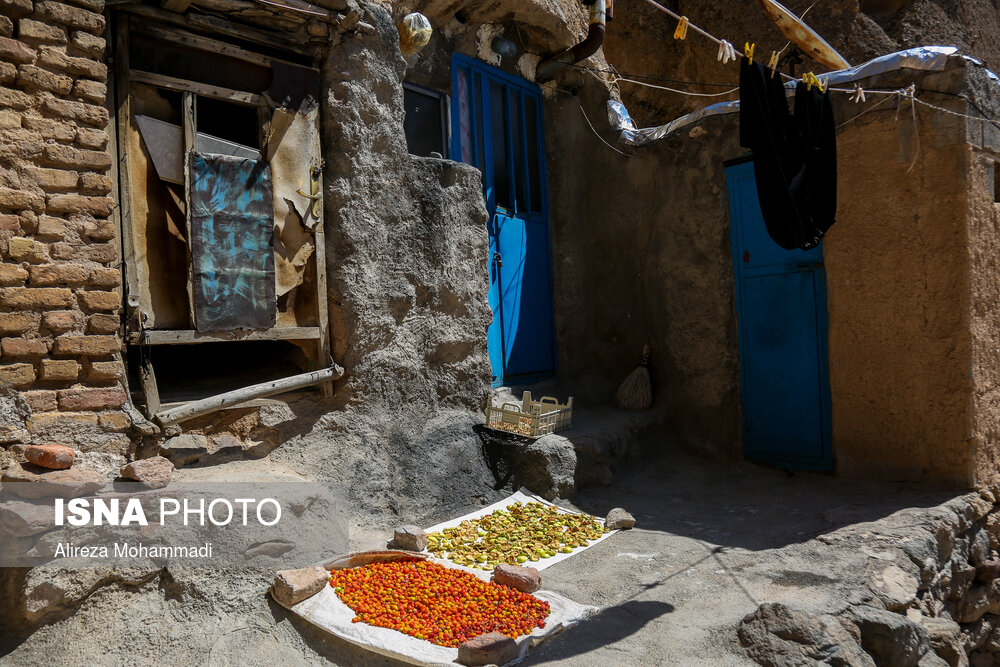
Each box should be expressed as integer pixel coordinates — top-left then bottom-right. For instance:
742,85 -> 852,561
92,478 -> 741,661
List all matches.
39,359 -> 78,381
84,243 -> 117,264
492,564 -> 541,593
52,334 -> 118,356
42,310 -> 80,332
457,633 -> 518,667
17,64 -> 72,94
0,86 -> 31,110
23,116 -> 75,142
2,337 -> 49,357
75,127 -> 107,149
270,566 -> 328,607
82,218 -> 114,240
36,216 -> 68,237
0,15 -> 11,37
6,238 -> 47,262
78,172 -> 111,194
2,462 -> 105,499
0,189 -> 44,214
30,169 -> 78,193
86,313 -> 118,334
0,0 -> 32,18
0,501 -> 55,536
88,268 -> 120,288
0,362 -> 35,386
57,386 -> 126,411
0,36 -> 35,64
22,389 -> 57,412
606,507 -> 636,530
120,456 -> 173,489
389,525 -> 428,551
158,434 -> 209,467
37,46 -> 106,80
97,410 -> 129,430
41,94 -> 108,127
0,311 -> 37,334
47,194 -> 113,217
18,18 -> 67,44
0,287 -> 72,308
72,79 -> 104,103
0,62 -> 14,85
0,263 -> 27,285
69,31 -> 104,58
24,443 -> 75,469
34,1 -> 106,34
30,263 -> 90,285
78,290 -> 118,311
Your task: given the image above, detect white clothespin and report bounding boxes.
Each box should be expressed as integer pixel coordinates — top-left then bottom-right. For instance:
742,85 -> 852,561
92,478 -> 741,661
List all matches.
717,40 -> 737,65
850,82 -> 866,104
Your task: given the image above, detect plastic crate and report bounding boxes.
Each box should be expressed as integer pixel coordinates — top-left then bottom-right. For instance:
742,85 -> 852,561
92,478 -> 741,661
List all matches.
484,391 -> 573,439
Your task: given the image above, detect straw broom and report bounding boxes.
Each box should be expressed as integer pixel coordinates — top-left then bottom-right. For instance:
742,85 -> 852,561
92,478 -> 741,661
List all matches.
616,345 -> 652,410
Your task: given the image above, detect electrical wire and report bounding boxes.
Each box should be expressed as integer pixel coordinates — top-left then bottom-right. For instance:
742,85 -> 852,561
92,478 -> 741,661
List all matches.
578,102 -> 634,156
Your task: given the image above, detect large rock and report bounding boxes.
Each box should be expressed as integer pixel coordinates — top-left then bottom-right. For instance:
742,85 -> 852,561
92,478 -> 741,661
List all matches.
502,433 -> 576,500
0,501 -> 55,537
919,616 -> 966,667
388,525 -> 427,551
158,434 -> 209,467
457,632 -> 519,666
201,435 -> 244,466
492,564 -> 541,593
739,603 -> 875,666
120,456 -> 173,489
869,565 -> 918,612
270,566 -> 328,607
845,605 -> 931,667
24,444 -> 75,470
1,462 -> 105,499
606,507 -> 636,530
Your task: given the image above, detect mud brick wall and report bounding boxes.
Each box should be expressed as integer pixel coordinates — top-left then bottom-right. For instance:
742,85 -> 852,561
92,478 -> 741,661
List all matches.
0,0 -> 129,453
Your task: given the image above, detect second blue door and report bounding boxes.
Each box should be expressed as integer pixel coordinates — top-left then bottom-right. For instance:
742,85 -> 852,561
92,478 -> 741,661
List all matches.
452,55 -> 555,385
727,160 -> 833,471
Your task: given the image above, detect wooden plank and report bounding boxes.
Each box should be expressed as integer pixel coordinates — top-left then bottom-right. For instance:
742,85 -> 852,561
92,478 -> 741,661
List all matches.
155,364 -> 343,425
128,326 -> 322,345
311,161 -> 332,398
161,0 -> 194,12
157,390 -> 311,410
115,22 -> 142,318
131,70 -> 266,106
117,4 -> 316,59
139,355 -> 161,419
182,91 -> 197,330
129,21 -> 312,70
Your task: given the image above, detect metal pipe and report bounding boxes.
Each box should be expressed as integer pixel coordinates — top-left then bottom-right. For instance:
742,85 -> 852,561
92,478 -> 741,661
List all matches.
536,0 -> 609,81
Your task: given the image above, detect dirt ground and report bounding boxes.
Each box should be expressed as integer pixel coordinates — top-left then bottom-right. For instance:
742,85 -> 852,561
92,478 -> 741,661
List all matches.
0,430 -> 970,666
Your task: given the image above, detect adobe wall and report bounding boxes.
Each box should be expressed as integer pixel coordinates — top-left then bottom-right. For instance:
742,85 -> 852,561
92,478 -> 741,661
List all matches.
0,0 -> 129,469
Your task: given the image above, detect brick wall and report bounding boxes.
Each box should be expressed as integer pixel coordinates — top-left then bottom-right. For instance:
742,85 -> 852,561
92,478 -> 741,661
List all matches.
0,0 -> 129,452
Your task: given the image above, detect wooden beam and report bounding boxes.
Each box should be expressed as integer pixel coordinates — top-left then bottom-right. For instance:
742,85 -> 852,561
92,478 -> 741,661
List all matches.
161,0 -> 194,13
182,90 -> 197,330
128,326 -> 322,345
139,355 -> 161,419
128,21 -> 313,70
155,364 -> 343,425
131,70 -> 266,106
117,4 -> 316,59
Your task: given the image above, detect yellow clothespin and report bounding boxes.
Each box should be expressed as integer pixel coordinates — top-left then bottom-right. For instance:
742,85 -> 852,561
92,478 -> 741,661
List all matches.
673,16 -> 689,40
802,72 -> 813,90
818,76 -> 827,93
767,50 -> 779,78
744,42 -> 755,65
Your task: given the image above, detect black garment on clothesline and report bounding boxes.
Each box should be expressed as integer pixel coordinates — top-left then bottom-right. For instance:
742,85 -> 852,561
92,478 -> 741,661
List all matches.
739,58 -> 837,250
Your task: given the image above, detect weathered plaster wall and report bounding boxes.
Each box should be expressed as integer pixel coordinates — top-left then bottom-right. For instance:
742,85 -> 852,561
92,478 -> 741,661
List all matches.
321,7 -> 493,412
824,66 -> 973,485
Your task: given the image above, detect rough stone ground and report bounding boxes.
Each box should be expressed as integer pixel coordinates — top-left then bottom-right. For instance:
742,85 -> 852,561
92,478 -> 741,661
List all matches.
0,432 -> 969,666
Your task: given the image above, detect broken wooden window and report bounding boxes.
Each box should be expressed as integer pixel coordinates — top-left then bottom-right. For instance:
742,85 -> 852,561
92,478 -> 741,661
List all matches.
112,17 -> 338,425
403,82 -> 450,158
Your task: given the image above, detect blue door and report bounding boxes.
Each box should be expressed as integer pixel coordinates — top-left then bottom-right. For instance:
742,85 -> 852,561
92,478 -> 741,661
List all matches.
726,160 -> 832,471
451,54 -> 556,386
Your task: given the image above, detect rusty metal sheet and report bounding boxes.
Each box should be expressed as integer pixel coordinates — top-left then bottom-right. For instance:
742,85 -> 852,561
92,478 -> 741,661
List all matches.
189,152 -> 276,331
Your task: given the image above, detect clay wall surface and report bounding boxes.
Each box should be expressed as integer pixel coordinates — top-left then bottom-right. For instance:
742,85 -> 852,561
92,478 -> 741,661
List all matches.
0,0 -> 128,467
